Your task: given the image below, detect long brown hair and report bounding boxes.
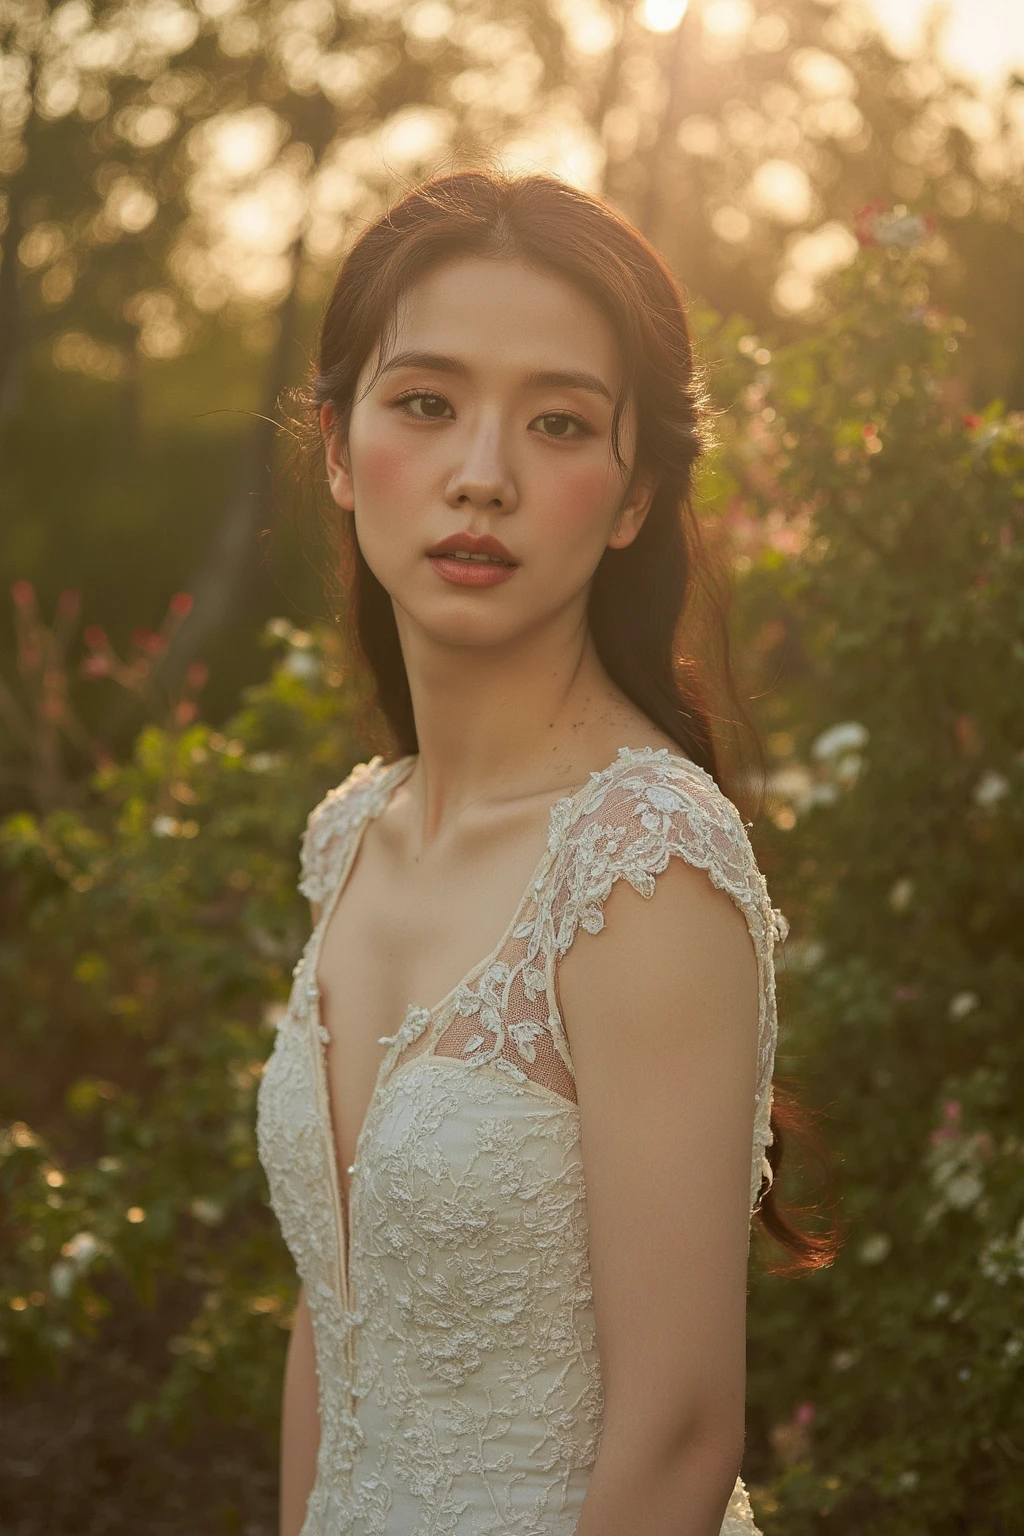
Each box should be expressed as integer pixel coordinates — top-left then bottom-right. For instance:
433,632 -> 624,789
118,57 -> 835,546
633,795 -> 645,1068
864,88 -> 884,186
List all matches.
295,167 -> 838,1274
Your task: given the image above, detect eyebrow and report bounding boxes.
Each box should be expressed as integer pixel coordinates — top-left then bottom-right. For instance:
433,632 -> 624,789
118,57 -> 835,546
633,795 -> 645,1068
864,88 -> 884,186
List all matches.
376,350 -> 614,404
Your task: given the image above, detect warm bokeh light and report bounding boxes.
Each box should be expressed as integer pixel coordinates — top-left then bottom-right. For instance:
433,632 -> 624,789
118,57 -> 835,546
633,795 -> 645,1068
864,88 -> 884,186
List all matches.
866,0 -> 1024,87
748,158 -> 814,224
702,0 -> 753,38
639,0 -> 689,35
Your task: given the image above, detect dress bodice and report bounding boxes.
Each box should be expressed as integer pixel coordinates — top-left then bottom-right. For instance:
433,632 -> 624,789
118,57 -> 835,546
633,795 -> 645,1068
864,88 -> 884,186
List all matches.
256,745 -> 785,1535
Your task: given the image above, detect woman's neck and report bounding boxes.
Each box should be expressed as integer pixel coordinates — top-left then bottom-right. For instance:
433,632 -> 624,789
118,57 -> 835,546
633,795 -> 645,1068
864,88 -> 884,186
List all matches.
394,612 -> 622,844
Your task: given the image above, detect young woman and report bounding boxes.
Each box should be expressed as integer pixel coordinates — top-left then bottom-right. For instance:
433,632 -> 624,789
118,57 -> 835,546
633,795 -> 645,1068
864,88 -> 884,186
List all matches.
257,169 -> 819,1536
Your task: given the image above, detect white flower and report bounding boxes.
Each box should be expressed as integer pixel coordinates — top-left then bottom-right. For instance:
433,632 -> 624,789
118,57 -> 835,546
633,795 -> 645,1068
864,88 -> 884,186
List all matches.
973,770 -> 1009,809
768,763 -> 815,813
858,1231 -> 892,1264
888,877 -> 914,913
49,1260 -> 75,1300
283,649 -> 319,680
811,721 -> 869,761
782,937 -> 825,972
833,751 -> 864,786
246,752 -> 282,773
152,815 -> 179,837
944,1172 -> 983,1210
62,1232 -> 99,1266
190,1197 -> 225,1226
948,992 -> 979,1021
875,211 -> 931,248
896,1470 -> 919,1491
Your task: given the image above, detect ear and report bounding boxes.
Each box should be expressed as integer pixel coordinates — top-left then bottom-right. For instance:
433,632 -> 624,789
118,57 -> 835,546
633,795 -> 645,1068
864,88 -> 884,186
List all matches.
320,401 -> 354,512
607,469 -> 659,551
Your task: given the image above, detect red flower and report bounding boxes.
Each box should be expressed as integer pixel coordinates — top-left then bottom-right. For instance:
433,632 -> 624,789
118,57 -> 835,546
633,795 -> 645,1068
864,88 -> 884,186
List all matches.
169,592 -> 194,618
853,199 -> 886,247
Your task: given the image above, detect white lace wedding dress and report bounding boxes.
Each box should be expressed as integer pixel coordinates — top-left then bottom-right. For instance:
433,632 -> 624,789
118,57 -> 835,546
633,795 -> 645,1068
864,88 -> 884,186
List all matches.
257,745 -> 784,1535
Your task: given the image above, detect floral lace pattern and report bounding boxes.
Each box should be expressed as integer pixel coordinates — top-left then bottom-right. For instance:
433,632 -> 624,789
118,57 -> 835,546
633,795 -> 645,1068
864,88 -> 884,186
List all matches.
256,746 -> 782,1534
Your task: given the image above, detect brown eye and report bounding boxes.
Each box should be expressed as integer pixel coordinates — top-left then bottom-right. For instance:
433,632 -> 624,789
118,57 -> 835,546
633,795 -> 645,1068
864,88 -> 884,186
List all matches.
537,413 -> 579,438
407,393 -> 450,419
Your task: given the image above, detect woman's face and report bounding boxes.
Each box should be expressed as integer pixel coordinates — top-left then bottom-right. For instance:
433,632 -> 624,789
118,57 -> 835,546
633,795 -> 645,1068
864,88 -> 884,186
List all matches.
322,255 -> 655,649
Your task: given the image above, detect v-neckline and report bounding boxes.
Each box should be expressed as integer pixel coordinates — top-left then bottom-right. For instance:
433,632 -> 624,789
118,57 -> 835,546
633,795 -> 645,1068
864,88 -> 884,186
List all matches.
305,742 -> 696,1312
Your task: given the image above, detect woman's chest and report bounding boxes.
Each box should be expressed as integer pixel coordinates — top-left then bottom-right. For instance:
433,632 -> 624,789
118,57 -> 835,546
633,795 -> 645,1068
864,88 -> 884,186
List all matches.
314,811 -> 559,1180
317,812 -> 552,1039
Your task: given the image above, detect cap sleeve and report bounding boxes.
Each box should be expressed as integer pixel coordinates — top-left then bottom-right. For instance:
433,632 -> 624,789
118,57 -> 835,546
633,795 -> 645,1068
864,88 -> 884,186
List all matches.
297,754 -> 389,906
547,747 -> 786,1212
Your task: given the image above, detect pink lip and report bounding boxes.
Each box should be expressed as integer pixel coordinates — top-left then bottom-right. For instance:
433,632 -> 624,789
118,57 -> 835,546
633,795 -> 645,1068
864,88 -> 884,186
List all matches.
426,532 -> 517,563
427,555 -> 518,588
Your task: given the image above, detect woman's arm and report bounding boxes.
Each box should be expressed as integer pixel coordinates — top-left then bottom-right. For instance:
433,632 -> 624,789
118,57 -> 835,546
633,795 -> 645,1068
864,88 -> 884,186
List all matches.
280,1282 -> 320,1536
559,856 -> 760,1536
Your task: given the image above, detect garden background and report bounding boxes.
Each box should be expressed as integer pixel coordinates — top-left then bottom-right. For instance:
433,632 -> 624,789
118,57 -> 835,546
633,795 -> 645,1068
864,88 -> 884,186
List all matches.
1,0 -> 1023,1532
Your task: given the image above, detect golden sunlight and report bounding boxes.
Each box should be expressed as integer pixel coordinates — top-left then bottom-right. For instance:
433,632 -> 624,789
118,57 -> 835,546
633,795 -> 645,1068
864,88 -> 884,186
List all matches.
639,0 -> 689,35
702,0 -> 753,38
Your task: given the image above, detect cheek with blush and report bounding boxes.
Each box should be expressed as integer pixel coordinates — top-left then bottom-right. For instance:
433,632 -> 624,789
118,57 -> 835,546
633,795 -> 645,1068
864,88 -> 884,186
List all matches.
541,459 -> 624,550
350,421 -> 416,507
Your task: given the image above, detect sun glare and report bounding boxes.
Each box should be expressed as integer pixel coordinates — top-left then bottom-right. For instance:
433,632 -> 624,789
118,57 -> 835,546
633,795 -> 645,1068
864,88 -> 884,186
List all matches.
639,0 -> 689,35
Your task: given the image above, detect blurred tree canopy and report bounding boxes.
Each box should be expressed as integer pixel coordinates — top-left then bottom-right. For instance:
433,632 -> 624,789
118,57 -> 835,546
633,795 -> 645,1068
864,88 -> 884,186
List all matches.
2,0 -> 1023,793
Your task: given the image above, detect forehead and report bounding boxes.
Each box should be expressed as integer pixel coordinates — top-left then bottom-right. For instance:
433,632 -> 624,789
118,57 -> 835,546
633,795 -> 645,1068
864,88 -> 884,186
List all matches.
380,255 -> 623,387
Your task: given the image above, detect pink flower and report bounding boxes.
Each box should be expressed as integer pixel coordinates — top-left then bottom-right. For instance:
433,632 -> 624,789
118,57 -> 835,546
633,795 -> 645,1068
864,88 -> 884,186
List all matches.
794,1402 -> 815,1427
930,1127 -> 958,1146
854,201 -> 935,250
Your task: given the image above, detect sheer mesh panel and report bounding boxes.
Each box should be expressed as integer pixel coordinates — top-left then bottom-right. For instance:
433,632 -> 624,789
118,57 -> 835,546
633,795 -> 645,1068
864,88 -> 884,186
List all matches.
433,942 -> 577,1103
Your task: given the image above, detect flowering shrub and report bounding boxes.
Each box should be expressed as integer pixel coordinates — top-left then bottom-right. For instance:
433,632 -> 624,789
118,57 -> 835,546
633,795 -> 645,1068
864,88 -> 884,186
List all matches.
1,621 -> 360,1520
717,245 -> 1024,1531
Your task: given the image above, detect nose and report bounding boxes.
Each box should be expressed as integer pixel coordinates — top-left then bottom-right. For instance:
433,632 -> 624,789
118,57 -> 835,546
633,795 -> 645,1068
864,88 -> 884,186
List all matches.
444,415 -> 518,514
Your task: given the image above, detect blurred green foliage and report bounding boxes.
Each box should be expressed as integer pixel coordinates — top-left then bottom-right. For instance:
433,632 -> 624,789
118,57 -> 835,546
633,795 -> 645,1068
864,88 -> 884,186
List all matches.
717,248 -> 1024,1530
2,245 -> 1022,1531
1,623 -> 360,1527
